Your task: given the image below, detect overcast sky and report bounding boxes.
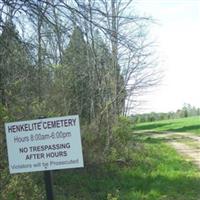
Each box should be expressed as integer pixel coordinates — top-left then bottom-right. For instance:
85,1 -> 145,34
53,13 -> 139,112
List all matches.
134,0 -> 200,113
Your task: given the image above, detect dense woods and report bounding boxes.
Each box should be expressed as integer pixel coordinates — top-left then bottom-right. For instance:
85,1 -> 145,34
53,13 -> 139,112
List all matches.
0,1 -> 159,199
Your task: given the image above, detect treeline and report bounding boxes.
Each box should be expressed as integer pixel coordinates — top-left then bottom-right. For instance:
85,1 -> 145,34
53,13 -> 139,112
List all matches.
0,1 -> 159,199
133,104 -> 200,123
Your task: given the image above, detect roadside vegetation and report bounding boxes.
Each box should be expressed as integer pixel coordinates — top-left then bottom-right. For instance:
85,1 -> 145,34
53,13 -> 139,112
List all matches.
53,131 -> 200,200
2,114 -> 200,199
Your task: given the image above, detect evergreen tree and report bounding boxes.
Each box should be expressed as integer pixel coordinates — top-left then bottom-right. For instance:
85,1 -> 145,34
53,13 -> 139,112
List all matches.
52,27 -> 91,121
0,21 -> 33,118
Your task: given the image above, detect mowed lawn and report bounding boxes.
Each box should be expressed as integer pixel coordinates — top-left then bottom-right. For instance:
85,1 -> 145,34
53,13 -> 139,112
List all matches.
135,116 -> 200,135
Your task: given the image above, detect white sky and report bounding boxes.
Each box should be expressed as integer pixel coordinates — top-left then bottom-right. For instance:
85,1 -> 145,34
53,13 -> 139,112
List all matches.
134,0 -> 200,113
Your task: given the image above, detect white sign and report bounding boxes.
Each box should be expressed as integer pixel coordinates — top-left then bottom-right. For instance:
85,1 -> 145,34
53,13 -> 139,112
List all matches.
5,115 -> 84,174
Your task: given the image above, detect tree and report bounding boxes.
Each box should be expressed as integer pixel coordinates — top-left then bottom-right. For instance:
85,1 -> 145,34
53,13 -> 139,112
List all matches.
0,21 -> 34,118
0,0 -> 160,159
0,2 -> 162,198
0,21 -> 46,200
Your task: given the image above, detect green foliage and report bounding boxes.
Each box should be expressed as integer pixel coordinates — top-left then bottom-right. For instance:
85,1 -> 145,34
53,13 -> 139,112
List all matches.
1,171 -> 45,200
54,26 -> 91,119
81,121 -> 107,164
107,117 -> 133,162
0,21 -> 37,119
0,104 -> 9,121
107,190 -> 120,200
0,104 -> 45,199
0,104 -> 10,172
81,116 -> 134,165
113,117 -> 132,144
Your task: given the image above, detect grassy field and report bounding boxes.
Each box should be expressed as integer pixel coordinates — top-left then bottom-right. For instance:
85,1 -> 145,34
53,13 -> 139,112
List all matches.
135,116 -> 200,135
53,132 -> 200,200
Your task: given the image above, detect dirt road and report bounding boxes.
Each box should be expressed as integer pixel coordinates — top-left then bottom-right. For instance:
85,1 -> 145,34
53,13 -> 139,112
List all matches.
152,132 -> 200,169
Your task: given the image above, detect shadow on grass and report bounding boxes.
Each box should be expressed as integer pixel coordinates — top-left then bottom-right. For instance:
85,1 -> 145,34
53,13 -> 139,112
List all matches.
143,137 -> 175,144
54,162 -> 200,200
132,130 -> 166,139
121,174 -> 200,200
132,134 -> 174,144
134,122 -> 172,131
168,124 -> 200,133
135,123 -> 200,133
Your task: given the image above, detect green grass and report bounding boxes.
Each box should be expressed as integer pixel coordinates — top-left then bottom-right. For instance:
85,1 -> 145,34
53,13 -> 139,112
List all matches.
53,135 -> 200,200
135,116 -> 200,135
51,117 -> 200,199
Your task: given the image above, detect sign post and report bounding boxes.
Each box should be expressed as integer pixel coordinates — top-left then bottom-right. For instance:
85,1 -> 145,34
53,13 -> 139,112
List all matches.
5,115 -> 84,199
44,170 -> 54,200
38,116 -> 54,200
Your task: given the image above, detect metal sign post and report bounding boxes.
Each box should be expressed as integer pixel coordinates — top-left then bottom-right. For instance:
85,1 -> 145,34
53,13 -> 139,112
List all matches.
39,116 -> 54,200
44,170 -> 54,200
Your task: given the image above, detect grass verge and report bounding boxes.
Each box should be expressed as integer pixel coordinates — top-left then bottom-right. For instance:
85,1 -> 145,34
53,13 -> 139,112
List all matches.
53,135 -> 200,200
